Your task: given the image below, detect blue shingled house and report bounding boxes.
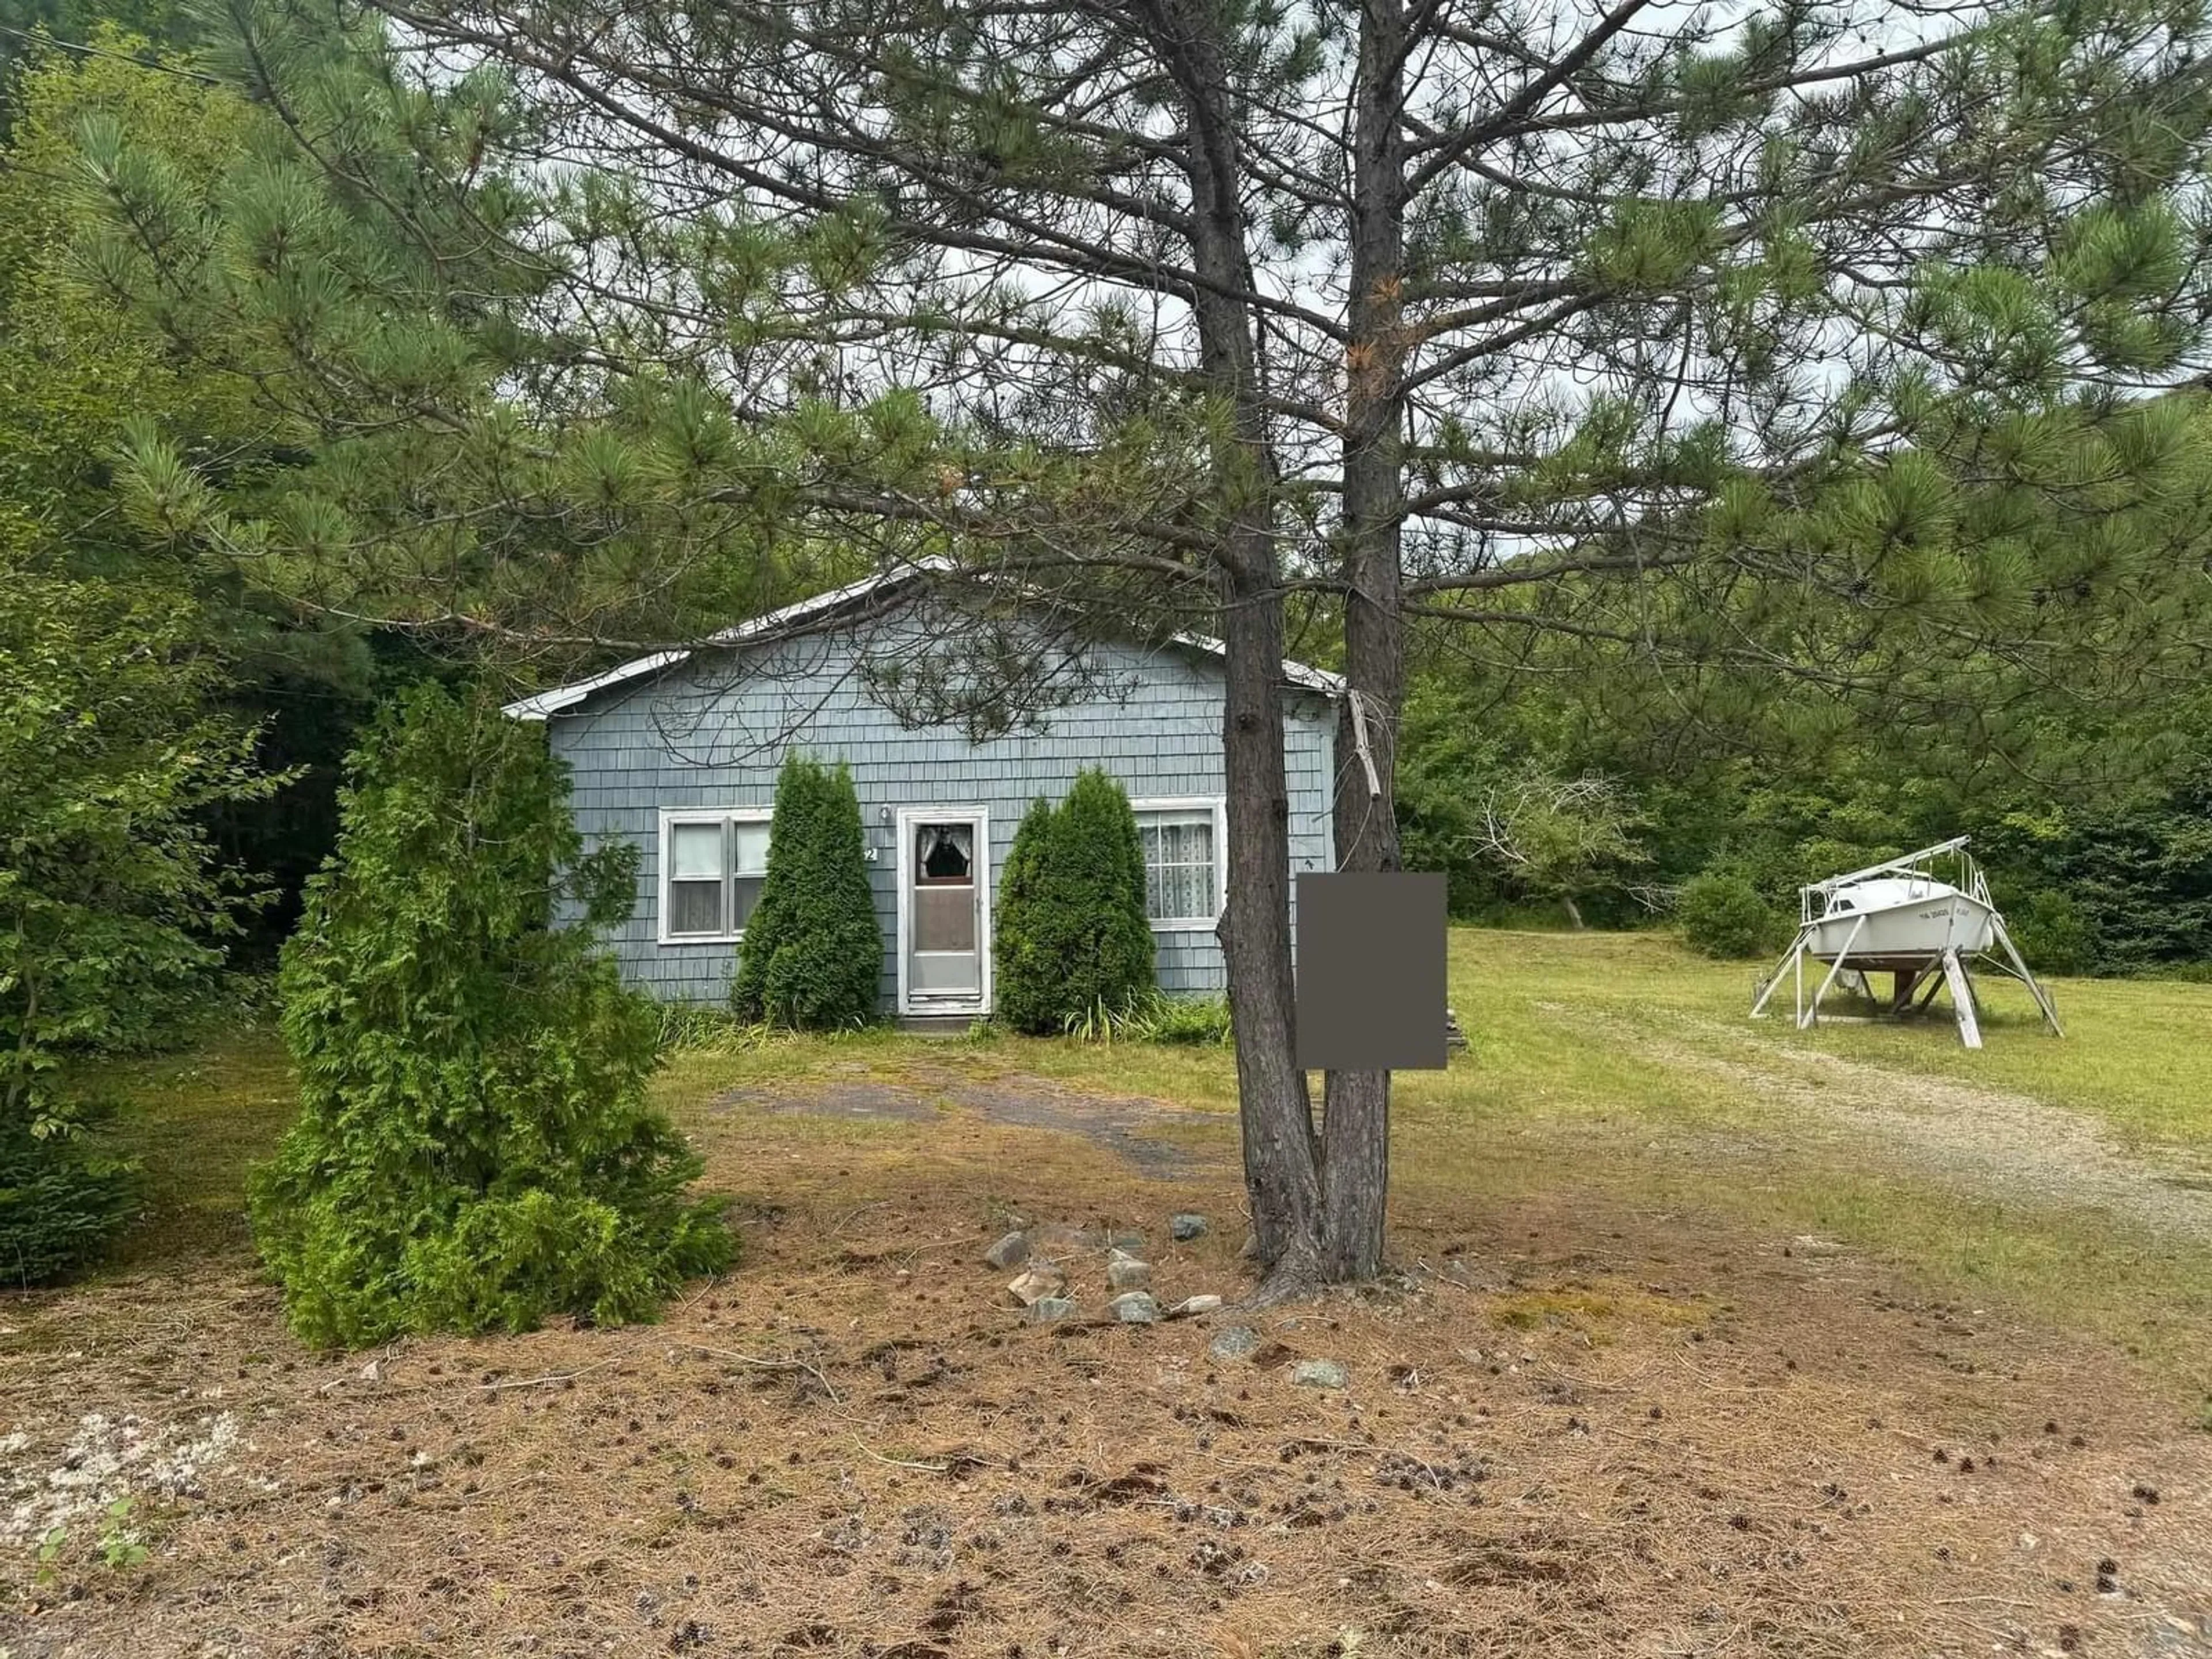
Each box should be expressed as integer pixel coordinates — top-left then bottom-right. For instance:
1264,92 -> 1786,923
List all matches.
504,567 -> 1343,1017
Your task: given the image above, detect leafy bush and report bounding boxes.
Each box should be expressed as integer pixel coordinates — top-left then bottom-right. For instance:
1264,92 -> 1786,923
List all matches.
248,681 -> 733,1349
994,770 -> 1156,1035
0,1096 -> 138,1288
2004,888 -> 2094,976
1678,871 -> 1782,959
1,559 -> 276,1283
729,754 -> 882,1029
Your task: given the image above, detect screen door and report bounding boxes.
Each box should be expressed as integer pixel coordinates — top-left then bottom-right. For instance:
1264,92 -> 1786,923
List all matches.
901,811 -> 987,1010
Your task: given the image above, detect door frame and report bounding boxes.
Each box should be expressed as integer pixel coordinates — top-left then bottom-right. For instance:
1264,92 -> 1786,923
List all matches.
895,806 -> 992,1016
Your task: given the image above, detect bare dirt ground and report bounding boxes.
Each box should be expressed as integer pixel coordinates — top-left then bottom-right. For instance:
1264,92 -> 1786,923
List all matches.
5,1058 -> 2211,1659
714,1063 -> 1223,1180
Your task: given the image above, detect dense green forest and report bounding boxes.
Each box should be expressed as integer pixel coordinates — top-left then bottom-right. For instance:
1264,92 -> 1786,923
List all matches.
7,0 -> 2212,1293
1397,599 -> 2212,974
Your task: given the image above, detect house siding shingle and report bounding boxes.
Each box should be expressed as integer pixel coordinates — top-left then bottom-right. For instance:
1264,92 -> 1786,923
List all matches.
548,601 -> 1337,1009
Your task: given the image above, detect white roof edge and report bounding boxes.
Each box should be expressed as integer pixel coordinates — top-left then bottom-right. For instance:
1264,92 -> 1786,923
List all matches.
502,649 -> 691,721
501,561 -> 1343,720
1169,628 -> 1346,698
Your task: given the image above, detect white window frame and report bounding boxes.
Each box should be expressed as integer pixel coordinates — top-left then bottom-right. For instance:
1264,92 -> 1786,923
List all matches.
1130,796 -> 1229,931
657,806 -> 774,946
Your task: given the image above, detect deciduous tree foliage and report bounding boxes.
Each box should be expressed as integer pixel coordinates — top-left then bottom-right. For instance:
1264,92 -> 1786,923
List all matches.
0,38 -> 291,1281
78,0 -> 2212,1291
0,567 -> 275,1282
729,753 -> 882,1030
1,32 -> 397,963
251,681 -> 732,1348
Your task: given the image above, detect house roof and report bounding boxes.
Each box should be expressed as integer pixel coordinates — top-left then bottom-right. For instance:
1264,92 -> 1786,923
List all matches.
501,560 -> 1346,721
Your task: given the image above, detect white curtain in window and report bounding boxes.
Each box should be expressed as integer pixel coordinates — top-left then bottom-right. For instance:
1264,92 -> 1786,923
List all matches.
1139,814 -> 1216,921
916,823 -> 974,880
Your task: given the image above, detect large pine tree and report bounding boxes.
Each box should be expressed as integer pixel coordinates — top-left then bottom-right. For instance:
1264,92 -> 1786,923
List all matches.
73,0 -> 2212,1290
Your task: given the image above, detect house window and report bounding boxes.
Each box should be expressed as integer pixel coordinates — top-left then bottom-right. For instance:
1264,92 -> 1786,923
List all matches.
660,809 -> 772,942
1132,799 -> 1226,928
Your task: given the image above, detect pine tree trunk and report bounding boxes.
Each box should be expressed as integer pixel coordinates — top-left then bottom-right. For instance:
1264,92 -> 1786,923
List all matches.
1309,0 -> 1411,1291
1140,0 -> 1323,1276
1218,554 -> 1323,1273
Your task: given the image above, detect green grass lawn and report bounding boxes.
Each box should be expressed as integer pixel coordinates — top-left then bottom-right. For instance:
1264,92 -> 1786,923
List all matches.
1439,927 -> 2212,1149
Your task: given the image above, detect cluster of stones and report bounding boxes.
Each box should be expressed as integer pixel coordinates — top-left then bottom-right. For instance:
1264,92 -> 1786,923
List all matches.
984,1213 -> 1219,1326
979,1214 -> 1351,1389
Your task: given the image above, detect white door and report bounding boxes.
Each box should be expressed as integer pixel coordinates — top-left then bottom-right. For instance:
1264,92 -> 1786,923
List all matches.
897,809 -> 990,1014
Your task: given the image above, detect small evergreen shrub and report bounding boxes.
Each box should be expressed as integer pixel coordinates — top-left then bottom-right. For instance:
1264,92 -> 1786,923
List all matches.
993,796 -> 1063,1036
1678,871 -> 1781,959
730,754 -> 882,1029
993,770 -> 1156,1035
249,681 -> 733,1349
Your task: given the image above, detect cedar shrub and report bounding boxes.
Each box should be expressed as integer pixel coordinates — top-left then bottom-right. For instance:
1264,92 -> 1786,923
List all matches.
993,768 -> 1155,1035
730,753 -> 881,1029
248,681 -> 732,1349
993,795 -> 1062,1035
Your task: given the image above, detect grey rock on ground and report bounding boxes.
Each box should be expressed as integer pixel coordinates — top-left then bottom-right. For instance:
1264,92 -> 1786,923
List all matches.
1292,1358 -> 1349,1389
1108,1291 -> 1160,1324
1025,1297 -> 1077,1324
1208,1325 -> 1260,1361
1170,1213 -> 1209,1241
1168,1295 -> 1223,1319
983,1230 -> 1031,1270
1105,1249 -> 1153,1291
1005,1264 -> 1066,1307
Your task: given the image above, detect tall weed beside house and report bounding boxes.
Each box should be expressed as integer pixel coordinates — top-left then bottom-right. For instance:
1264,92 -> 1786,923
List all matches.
993,769 -> 1156,1035
249,682 -> 732,1349
729,753 -> 881,1029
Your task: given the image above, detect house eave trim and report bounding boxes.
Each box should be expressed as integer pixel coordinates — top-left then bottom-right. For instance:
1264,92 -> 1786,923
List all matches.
502,561 -> 1344,720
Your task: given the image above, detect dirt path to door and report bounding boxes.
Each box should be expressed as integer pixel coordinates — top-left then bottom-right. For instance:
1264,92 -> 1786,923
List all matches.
711,1061 -> 1234,1180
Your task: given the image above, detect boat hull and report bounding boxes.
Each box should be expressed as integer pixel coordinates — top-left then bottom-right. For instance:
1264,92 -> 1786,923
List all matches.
1807,892 -> 1995,963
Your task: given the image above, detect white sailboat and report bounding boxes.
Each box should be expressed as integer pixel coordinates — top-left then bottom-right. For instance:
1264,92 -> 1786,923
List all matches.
1750,836 -> 2062,1049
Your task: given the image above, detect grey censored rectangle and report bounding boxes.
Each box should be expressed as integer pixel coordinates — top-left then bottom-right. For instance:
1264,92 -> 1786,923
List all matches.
1294,872 -> 1448,1070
